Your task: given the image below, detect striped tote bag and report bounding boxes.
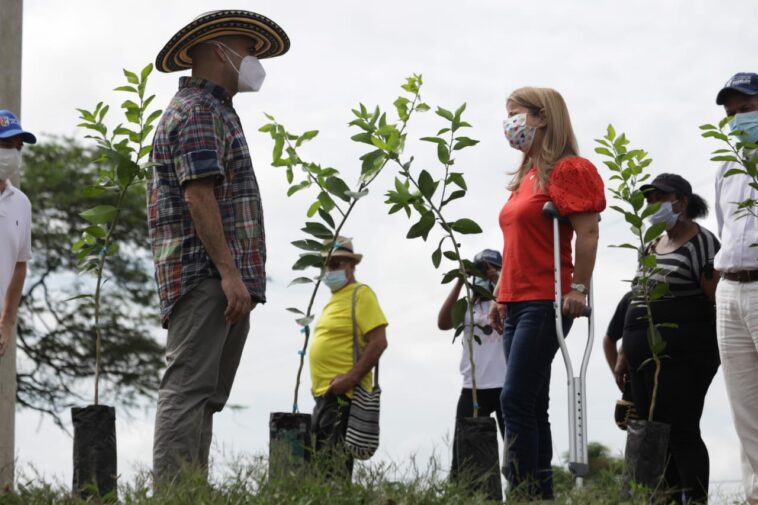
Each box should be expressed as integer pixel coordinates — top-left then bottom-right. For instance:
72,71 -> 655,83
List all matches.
344,285 -> 381,460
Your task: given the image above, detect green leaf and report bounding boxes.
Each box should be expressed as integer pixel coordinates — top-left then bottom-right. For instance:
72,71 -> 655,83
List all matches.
437,143 -> 451,165
452,137 -> 479,151
325,176 -> 351,203
442,190 -> 466,207
291,239 -> 323,251
418,170 -> 437,200
450,218 -> 482,235
594,147 -> 613,157
317,191 -> 336,213
286,307 -> 305,315
83,225 -> 107,239
318,207 -> 335,228
123,68 -> 139,84
447,172 -> 467,190
406,211 -> 436,240
436,107 -> 454,121
451,298 -> 468,328
640,254 -> 657,269
296,315 -> 315,327
441,268 -> 461,284
295,130 -> 319,147
80,205 -> 118,224
415,103 -> 431,112
443,250 -> 459,261
420,136 -> 446,145
644,221 -> 667,243
83,186 -> 108,198
288,277 -> 314,287
292,253 -> 323,270
431,248 -> 442,268
301,221 -> 333,239
140,63 -> 153,81
306,200 -> 321,217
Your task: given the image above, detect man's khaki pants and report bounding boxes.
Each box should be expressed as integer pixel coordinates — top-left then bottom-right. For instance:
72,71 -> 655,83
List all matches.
717,279 -> 758,504
153,278 -> 249,485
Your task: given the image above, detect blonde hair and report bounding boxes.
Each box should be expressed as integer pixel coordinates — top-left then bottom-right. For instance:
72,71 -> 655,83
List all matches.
507,87 -> 579,191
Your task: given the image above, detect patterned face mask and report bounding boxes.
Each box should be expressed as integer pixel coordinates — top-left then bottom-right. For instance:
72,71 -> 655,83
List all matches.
503,113 -> 536,153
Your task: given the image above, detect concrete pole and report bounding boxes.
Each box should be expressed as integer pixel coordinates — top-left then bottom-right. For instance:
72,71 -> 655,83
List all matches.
0,0 -> 23,492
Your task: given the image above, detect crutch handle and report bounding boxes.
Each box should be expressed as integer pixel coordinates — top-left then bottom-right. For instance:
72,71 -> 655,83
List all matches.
559,299 -> 592,318
542,201 -> 560,218
542,201 -> 572,223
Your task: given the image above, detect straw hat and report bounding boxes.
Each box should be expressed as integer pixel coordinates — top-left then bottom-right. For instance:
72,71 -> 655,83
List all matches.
321,236 -> 363,264
155,10 -> 290,73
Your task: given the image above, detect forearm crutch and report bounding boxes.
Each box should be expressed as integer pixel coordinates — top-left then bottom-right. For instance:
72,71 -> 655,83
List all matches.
542,201 -> 594,488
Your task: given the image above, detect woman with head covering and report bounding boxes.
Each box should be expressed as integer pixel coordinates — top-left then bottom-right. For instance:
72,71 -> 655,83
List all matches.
624,173 -> 720,504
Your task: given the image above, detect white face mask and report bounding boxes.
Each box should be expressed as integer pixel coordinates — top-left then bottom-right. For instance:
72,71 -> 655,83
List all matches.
0,148 -> 22,180
647,201 -> 680,231
212,42 -> 266,93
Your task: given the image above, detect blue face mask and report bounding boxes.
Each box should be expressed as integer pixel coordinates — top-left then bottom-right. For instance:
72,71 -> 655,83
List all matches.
730,111 -> 758,144
473,275 -> 494,293
323,269 -> 348,292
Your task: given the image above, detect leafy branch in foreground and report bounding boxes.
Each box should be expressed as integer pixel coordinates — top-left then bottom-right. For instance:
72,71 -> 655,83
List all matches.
73,63 -> 162,405
700,116 -> 758,218
595,125 -> 672,421
381,104 -> 484,415
259,74 -> 428,413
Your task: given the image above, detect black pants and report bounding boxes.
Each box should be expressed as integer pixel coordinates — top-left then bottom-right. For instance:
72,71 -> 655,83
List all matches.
450,387 -> 505,480
623,299 -> 719,504
312,393 -> 353,479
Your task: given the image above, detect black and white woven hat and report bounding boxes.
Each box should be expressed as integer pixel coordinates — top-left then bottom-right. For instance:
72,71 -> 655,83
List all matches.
155,10 -> 290,73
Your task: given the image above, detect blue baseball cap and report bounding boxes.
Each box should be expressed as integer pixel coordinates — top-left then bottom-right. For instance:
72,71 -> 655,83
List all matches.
0,110 -> 36,144
716,73 -> 758,105
473,249 -> 502,269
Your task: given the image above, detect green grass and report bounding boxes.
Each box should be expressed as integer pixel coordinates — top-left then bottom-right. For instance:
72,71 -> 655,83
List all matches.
0,452 -> 748,504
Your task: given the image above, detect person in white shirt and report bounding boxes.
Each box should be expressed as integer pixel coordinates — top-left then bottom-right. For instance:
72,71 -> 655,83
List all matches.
713,72 -> 758,505
0,110 -> 34,358
437,249 -> 506,481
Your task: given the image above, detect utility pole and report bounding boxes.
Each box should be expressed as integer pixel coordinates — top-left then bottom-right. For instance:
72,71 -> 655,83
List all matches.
0,0 -> 23,492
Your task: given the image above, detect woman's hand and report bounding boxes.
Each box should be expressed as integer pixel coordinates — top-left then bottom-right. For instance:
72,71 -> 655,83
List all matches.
489,301 -> 507,334
562,290 -> 588,318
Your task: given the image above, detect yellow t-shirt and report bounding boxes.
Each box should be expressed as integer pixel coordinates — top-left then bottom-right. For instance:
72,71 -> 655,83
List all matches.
309,283 -> 388,398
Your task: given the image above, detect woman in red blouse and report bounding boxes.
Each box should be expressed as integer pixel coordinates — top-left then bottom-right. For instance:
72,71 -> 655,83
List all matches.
489,87 -> 605,500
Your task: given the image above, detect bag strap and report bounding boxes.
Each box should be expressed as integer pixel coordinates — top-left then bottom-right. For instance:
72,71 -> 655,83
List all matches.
351,284 -> 380,388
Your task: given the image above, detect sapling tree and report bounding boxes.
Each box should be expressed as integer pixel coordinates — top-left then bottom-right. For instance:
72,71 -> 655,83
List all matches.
73,64 -> 162,405
700,116 -> 758,219
594,125 -> 672,421
259,75 -> 428,413
379,105 -> 484,415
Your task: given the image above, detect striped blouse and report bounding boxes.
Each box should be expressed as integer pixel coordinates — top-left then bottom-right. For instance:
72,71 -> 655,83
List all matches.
635,225 -> 720,298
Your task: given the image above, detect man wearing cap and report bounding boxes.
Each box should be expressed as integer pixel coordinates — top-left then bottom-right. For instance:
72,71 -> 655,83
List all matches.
148,10 -> 289,483
714,72 -> 758,504
0,110 -> 35,487
309,237 -> 388,478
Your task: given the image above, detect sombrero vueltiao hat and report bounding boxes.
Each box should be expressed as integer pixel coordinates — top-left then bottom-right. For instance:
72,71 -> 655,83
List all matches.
156,10 -> 290,73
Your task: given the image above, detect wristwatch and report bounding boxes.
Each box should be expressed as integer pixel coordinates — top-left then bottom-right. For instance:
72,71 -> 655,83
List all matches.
570,282 -> 588,294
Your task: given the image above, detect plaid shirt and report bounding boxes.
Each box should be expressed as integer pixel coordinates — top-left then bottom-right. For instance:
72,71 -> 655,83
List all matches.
148,77 -> 266,326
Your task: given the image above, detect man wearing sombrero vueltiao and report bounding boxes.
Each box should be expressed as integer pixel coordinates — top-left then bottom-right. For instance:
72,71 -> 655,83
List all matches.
147,10 -> 289,485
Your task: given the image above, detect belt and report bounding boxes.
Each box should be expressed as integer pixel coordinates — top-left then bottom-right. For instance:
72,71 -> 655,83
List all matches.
721,270 -> 758,283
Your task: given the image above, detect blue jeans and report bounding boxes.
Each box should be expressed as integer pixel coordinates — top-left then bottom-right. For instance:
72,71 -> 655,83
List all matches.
500,300 -> 572,500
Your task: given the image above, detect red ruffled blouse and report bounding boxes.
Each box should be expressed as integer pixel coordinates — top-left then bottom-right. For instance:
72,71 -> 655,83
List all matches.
497,156 -> 606,303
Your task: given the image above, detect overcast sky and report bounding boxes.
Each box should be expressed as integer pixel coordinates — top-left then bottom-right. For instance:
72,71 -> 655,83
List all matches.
13,0 -> 757,499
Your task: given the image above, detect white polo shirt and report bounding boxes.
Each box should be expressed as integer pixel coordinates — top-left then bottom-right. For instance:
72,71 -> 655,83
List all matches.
714,158 -> 758,272
0,180 -> 31,305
